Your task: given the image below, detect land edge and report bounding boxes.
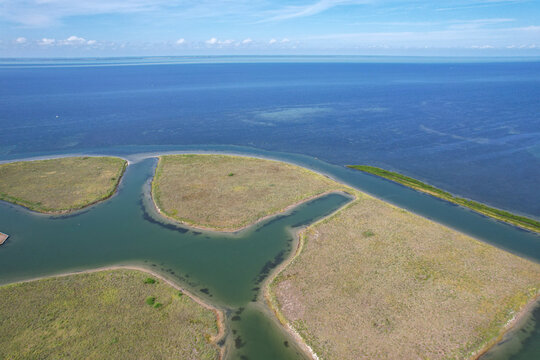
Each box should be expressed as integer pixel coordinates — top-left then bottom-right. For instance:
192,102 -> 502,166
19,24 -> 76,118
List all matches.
347,165 -> 540,235
2,152 -> 538,358
264,192 -> 358,360
472,292 -> 540,359
264,189 -> 540,360
0,156 -> 129,215
150,155 -> 352,233
1,265 -> 226,360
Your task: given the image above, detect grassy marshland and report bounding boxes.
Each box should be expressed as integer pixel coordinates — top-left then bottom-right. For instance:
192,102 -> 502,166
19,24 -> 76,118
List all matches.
0,270 -> 219,360
0,156 -> 127,213
269,192 -> 540,360
152,154 -> 346,231
347,165 -> 540,234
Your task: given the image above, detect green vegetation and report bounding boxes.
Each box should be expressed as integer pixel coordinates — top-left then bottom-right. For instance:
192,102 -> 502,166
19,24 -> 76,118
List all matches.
152,154 -> 347,231
145,295 -> 156,305
143,277 -> 156,284
0,156 -> 127,213
0,269 -> 219,360
270,191 -> 540,360
347,165 -> 540,233
362,230 -> 375,237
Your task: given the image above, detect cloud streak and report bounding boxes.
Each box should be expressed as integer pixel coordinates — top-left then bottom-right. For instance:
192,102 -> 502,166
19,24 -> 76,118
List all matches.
303,25 -> 540,48
260,0 -> 370,22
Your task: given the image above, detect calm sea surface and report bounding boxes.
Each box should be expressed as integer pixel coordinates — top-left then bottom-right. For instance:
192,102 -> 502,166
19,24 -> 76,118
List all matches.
1,57 -> 539,219
0,57 -> 539,359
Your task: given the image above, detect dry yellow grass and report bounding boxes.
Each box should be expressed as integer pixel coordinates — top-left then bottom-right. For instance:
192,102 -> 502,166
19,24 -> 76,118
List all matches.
0,156 -> 127,213
151,154 -> 345,231
0,269 -> 219,360
270,192 -> 540,360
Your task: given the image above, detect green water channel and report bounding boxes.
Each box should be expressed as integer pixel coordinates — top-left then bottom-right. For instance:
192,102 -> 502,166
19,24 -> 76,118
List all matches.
0,157 -> 352,360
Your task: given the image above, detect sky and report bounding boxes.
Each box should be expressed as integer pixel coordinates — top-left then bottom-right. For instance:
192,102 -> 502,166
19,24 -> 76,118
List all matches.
1,0 -> 539,57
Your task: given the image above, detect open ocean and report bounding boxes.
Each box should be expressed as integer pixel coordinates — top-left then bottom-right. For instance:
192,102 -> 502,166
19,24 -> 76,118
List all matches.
1,57 -> 540,359
1,57 -> 539,219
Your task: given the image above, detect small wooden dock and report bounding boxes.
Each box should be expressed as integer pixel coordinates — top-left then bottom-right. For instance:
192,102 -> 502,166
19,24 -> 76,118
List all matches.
0,232 -> 8,246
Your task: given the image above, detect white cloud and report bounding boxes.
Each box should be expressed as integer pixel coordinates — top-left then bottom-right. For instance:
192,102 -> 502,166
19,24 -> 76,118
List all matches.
242,38 -> 253,44
15,37 -> 27,44
176,38 -> 185,45
36,36 -> 97,47
269,38 -> 277,44
470,44 -> 494,49
56,35 -> 97,46
281,38 -> 290,43
205,38 -> 236,46
65,35 -> 87,44
38,38 -> 55,46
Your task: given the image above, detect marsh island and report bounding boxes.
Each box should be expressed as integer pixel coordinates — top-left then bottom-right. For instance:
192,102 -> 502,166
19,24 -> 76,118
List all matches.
0,153 -> 538,360
0,156 -> 127,214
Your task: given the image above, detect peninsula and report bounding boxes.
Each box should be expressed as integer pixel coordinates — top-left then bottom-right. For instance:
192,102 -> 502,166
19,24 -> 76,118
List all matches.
151,154 -> 348,231
347,165 -> 540,234
0,156 -> 127,214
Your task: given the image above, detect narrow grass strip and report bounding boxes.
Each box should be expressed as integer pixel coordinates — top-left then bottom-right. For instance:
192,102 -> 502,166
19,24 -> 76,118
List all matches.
347,165 -> 540,234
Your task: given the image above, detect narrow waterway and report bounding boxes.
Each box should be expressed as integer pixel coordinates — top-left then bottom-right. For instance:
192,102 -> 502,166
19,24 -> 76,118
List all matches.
0,146 -> 539,359
0,157 -> 352,359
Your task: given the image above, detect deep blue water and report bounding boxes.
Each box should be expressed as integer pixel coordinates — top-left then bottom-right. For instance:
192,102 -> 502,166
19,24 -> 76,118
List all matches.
0,57 -> 539,359
1,58 -> 539,219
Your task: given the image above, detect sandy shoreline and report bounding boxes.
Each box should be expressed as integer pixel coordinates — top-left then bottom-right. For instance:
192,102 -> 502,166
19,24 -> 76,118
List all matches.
2,265 -> 227,359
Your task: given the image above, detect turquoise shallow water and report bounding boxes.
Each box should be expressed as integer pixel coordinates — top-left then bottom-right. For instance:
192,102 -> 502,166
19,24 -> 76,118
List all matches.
0,157 -> 351,359
0,147 -> 539,359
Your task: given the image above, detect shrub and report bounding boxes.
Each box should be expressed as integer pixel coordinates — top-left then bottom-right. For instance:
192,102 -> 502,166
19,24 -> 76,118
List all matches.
145,296 -> 156,305
144,278 -> 156,284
